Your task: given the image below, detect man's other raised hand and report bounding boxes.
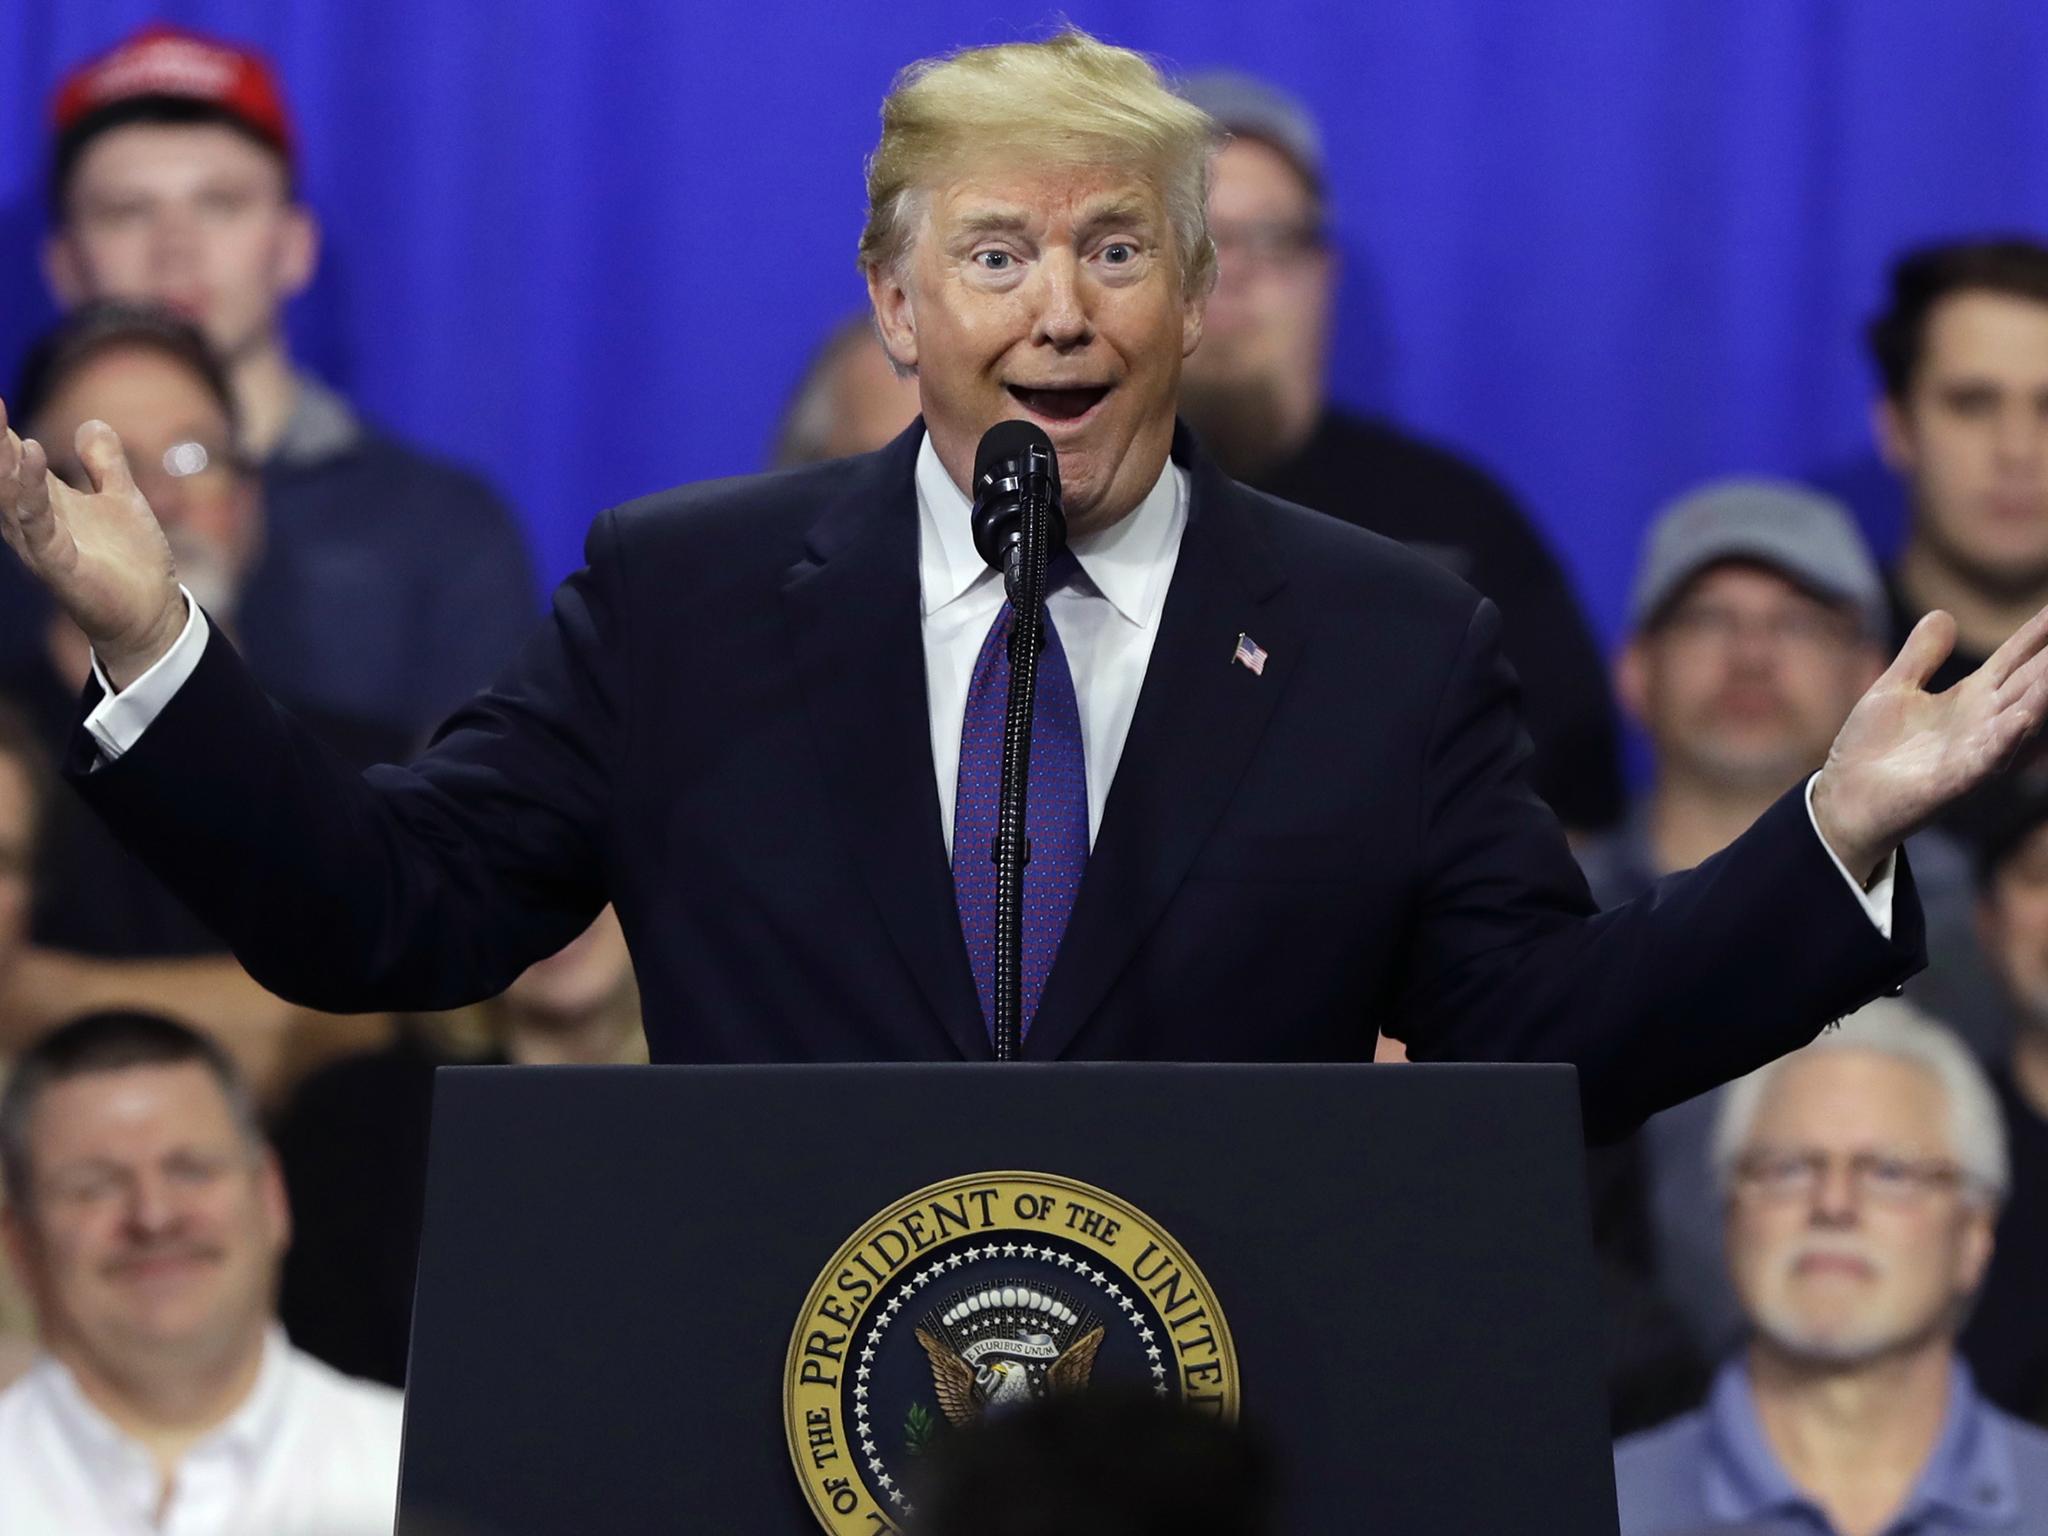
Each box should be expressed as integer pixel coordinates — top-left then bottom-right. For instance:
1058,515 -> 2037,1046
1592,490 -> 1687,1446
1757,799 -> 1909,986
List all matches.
0,396 -> 186,691
1814,604 -> 2048,883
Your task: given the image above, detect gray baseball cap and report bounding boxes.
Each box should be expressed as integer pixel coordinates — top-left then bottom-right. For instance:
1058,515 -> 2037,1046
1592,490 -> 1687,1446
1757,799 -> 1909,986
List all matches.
1178,70 -> 1325,196
1630,478 -> 1888,638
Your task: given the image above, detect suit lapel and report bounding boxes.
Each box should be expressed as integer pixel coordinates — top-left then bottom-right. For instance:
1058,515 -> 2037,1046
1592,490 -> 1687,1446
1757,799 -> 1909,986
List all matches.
780,425 -> 990,1060
1024,437 -> 1301,1060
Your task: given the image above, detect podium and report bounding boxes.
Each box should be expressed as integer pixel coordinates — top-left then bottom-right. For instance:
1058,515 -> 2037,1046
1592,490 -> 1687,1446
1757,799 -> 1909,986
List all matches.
397,1063 -> 1619,1535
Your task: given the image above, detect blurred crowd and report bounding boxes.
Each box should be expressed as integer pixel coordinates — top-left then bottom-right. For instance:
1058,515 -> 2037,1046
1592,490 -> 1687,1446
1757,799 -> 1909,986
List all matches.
2,23 -> 2047,1536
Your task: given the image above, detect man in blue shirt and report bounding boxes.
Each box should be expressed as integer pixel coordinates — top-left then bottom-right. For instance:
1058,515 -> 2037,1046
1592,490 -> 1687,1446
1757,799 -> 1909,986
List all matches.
1614,1003 -> 2048,1535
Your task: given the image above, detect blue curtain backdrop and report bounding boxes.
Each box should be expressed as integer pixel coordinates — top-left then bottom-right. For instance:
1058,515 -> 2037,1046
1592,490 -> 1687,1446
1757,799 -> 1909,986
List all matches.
4,1 -> 2047,650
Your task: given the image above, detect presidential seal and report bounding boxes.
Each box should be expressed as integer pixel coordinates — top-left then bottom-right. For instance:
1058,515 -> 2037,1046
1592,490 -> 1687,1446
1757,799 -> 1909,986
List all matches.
784,1171 -> 1239,1535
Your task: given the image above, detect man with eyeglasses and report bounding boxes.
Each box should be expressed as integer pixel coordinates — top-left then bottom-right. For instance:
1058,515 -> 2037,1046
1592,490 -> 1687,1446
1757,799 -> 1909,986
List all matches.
0,303 -> 403,1081
1174,71 -> 1622,833
1578,480 -> 1983,1363
1614,1001 -> 2048,1535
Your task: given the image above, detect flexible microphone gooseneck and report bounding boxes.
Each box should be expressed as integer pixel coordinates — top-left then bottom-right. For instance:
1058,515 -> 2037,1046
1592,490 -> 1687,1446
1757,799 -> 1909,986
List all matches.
969,420 -> 1068,1061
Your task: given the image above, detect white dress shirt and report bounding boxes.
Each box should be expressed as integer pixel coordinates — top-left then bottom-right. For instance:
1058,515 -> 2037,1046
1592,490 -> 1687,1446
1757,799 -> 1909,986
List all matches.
82,429 -> 1892,928
916,431 -> 1185,856
0,1329 -> 403,1536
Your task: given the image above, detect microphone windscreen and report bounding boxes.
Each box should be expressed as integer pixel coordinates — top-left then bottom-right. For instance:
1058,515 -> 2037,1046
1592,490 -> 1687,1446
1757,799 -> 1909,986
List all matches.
973,419 -> 1056,489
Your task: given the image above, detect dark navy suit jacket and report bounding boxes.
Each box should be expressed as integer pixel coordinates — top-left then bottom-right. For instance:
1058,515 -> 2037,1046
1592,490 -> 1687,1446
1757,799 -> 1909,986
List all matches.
69,424 -> 1922,1137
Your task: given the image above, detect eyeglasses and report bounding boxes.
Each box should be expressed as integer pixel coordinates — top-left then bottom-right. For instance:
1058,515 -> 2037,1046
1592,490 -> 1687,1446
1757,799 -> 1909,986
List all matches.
55,439 -> 250,498
1210,218 -> 1327,273
1732,1148 -> 1973,1207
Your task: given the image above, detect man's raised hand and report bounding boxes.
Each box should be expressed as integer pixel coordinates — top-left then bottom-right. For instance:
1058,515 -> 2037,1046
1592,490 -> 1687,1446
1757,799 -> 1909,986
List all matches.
0,396 -> 185,691
1813,605 -> 2048,883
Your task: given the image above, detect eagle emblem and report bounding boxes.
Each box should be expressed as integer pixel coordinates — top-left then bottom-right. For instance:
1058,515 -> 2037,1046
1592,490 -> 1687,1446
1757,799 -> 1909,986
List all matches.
786,1172 -> 1241,1535
913,1283 -> 1103,1426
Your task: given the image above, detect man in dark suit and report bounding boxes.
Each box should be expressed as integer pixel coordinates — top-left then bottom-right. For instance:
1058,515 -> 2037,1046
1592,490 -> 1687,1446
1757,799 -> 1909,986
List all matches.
0,29 -> 2043,1137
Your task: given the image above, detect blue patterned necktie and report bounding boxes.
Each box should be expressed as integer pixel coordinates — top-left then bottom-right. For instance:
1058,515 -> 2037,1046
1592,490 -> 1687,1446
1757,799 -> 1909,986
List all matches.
951,553 -> 1087,1043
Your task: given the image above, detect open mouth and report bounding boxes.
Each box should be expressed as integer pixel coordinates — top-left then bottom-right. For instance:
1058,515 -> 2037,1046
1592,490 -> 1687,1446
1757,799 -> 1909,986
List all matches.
1006,384 -> 1111,422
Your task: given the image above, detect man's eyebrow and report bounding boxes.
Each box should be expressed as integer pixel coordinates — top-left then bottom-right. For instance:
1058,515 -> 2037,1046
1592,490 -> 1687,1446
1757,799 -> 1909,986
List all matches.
44,1155 -> 126,1179
1074,197 -> 1155,238
949,209 -> 1033,241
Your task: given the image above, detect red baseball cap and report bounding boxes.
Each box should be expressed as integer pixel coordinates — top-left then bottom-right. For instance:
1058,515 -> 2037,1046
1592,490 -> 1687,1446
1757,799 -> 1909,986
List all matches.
51,22 -> 295,164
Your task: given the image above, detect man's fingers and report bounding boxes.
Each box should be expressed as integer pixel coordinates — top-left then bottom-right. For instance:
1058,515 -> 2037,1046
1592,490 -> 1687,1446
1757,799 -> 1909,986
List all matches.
2025,675 -> 2048,740
1984,600 -> 2048,689
1879,609 -> 1957,693
75,419 -> 137,499
1990,675 -> 2048,773
0,436 -> 60,572
1997,641 -> 2048,711
8,437 -> 57,554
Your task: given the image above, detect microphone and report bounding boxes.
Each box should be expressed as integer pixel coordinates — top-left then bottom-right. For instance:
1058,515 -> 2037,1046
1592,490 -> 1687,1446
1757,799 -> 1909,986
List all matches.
966,420 -> 1066,1063
971,420 -> 1066,602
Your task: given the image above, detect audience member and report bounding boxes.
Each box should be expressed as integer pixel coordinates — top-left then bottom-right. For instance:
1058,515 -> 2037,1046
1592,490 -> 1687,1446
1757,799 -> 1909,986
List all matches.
0,303 -> 398,1099
773,312 -> 924,466
32,21 -> 537,739
913,1388 -> 1275,1536
0,704 -> 45,1387
0,1011 -> 403,1534
278,907 -> 642,1385
1614,1005 -> 2048,1535
1951,787 -> 2048,1423
1872,239 -> 2048,842
0,703 -> 40,1023
1578,478 -> 1977,1358
1174,69 -> 1622,831
1876,238 -> 2048,692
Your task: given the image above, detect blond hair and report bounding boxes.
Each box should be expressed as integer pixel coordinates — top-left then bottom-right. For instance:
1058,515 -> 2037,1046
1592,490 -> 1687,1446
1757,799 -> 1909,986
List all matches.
857,28 -> 1218,297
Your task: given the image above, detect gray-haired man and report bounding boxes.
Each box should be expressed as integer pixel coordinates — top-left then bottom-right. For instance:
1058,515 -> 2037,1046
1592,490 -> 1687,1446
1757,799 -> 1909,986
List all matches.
1615,1003 -> 2048,1536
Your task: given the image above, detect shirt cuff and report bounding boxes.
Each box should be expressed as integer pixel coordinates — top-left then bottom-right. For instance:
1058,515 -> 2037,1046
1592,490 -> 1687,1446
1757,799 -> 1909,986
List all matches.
1804,771 -> 1895,941
83,592 -> 210,763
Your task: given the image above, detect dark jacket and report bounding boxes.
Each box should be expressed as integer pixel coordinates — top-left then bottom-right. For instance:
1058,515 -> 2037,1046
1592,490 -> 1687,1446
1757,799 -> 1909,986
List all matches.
242,380 -> 538,743
67,424 -> 1922,1138
1249,407 -> 1623,831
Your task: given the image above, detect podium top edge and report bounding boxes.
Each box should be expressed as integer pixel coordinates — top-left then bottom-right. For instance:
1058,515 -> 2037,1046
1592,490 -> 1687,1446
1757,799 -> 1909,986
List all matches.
427,1060 -> 1580,1080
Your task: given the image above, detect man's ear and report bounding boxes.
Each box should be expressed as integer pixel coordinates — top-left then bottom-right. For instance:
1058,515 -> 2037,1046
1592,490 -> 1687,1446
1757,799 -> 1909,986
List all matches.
274,205 -> 320,303
1873,394 -> 1917,476
1957,1203 -> 1997,1296
1181,283 -> 1205,359
259,1149 -> 292,1255
1614,638 -> 1651,728
42,232 -> 87,309
1,1203 -> 39,1308
227,475 -> 266,574
868,265 -> 918,373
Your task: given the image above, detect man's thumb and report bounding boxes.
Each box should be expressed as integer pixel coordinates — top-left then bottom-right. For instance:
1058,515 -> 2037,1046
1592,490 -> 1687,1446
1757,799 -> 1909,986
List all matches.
74,419 -> 138,498
1879,609 -> 1956,692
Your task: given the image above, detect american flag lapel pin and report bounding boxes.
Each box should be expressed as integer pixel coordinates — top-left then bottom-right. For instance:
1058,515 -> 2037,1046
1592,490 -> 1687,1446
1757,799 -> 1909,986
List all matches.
1232,632 -> 1268,676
